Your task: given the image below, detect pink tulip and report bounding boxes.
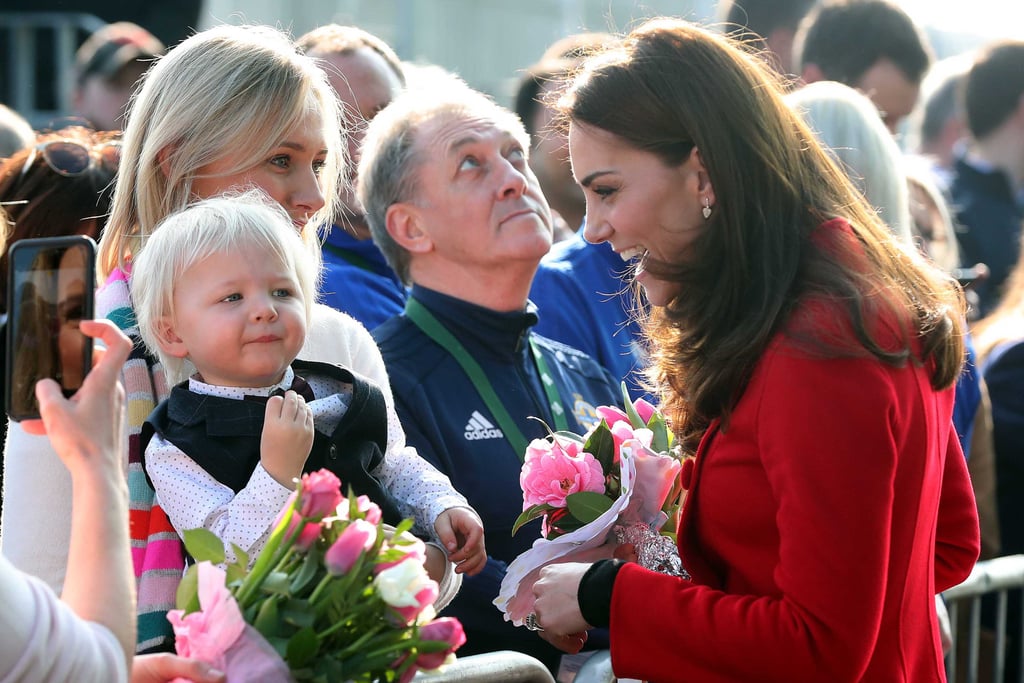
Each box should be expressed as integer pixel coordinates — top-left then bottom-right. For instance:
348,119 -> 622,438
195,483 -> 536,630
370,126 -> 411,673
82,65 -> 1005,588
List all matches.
339,494 -> 383,525
376,536 -> 426,574
298,470 -> 343,520
595,405 -> 629,427
390,583 -> 439,626
633,397 -> 657,424
519,437 -> 605,509
416,617 -> 466,670
325,519 -> 377,575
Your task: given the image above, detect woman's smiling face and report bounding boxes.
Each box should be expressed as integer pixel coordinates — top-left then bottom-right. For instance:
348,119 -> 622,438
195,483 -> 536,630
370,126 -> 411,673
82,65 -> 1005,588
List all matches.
569,122 -> 710,307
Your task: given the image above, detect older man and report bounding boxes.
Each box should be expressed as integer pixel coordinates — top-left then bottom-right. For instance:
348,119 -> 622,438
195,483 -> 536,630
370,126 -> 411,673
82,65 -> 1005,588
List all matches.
359,71 -> 621,674
296,25 -> 408,329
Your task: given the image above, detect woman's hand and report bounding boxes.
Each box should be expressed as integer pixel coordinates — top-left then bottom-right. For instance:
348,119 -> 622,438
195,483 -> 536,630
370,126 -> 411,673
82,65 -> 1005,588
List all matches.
130,653 -> 225,683
532,562 -> 594,637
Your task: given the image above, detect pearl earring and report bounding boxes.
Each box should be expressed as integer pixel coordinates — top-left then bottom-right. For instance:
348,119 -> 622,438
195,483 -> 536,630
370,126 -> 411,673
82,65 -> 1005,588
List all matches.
702,197 -> 712,219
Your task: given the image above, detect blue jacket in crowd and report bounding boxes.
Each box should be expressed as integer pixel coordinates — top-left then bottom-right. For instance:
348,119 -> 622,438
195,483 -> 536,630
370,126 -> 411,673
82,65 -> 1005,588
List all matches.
950,156 -> 1024,316
319,225 -> 407,330
373,285 -> 622,672
530,231 -> 648,400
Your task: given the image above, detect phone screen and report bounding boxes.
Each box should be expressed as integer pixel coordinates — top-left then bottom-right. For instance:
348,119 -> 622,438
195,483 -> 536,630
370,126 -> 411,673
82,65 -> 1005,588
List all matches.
6,236 -> 96,421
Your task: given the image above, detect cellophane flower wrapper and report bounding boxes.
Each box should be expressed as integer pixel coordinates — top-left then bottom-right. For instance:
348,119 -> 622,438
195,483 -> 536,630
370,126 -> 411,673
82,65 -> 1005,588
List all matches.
495,441 -> 683,626
168,470 -> 466,682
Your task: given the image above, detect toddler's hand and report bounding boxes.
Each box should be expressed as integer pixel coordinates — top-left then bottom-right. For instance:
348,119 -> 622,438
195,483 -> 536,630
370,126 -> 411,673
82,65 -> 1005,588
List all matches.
434,506 -> 486,575
260,390 -> 314,487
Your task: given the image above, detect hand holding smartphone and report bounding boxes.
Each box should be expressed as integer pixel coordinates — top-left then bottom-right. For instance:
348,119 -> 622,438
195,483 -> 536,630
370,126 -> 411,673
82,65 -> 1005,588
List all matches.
6,236 -> 96,421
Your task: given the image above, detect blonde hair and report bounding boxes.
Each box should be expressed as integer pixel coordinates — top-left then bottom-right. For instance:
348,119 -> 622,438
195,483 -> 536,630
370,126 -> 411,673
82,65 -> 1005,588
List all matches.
131,191 -> 316,384
98,23 -> 344,281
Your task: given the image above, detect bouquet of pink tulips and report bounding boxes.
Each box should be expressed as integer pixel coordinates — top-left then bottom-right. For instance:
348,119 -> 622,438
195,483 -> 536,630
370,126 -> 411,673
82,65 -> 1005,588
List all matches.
167,470 -> 465,682
495,384 -> 688,627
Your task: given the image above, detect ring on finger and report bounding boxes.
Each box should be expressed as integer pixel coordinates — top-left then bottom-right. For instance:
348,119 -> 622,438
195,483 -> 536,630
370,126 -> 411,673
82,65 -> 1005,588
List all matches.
525,612 -> 544,632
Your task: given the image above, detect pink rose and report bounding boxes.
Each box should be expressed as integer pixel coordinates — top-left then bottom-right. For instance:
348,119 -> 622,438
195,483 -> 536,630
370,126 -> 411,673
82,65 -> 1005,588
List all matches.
298,470 -> 343,519
325,519 -> 377,575
167,562 -> 244,663
520,437 -> 605,509
416,617 -> 466,670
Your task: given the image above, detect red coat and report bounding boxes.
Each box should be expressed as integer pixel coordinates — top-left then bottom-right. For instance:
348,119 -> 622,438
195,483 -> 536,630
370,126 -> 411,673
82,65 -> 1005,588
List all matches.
608,312 -> 980,682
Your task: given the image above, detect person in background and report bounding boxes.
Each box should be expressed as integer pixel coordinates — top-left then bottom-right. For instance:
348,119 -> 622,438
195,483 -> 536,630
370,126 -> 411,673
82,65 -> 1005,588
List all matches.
973,236 -> 1024,678
72,21 -> 164,132
793,0 -> 933,133
0,304 -> 224,683
949,40 -> 1024,317
718,0 -> 816,81
296,25 -> 408,330
0,103 -> 34,157
907,163 -> 1000,562
520,32 -> 651,400
360,69 -> 622,675
786,79 -> 914,244
530,19 -> 978,682
0,125 -> 120,504
513,32 -> 614,239
906,54 -> 973,190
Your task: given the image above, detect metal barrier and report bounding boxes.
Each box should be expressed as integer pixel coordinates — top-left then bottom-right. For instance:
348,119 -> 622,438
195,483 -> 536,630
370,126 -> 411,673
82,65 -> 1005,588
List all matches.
943,554 -> 1024,683
0,12 -> 106,128
412,651 -> 555,683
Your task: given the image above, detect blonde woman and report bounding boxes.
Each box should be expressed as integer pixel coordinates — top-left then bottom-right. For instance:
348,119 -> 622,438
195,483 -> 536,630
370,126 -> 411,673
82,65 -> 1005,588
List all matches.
1,23 -> 465,654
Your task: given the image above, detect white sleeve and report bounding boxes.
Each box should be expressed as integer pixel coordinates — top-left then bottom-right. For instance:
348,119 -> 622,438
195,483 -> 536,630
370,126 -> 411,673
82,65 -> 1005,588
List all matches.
0,555 -> 128,683
303,304 -> 470,539
1,420 -> 73,593
145,436 -> 293,567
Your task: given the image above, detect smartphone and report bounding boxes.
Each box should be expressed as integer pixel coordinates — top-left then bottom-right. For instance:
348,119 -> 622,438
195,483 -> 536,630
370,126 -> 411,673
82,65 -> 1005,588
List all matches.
6,236 -> 96,421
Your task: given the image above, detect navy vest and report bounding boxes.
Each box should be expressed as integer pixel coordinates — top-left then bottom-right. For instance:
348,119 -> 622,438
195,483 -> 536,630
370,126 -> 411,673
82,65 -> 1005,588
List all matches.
141,359 -> 403,525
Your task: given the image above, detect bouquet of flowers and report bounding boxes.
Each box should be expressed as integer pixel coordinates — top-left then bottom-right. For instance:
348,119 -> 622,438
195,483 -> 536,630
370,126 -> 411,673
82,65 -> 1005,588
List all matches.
167,470 -> 465,682
494,385 -> 688,627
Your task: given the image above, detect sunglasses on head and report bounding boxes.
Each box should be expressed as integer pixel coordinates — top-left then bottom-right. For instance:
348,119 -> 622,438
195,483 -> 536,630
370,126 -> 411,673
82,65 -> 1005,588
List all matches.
19,137 -> 121,183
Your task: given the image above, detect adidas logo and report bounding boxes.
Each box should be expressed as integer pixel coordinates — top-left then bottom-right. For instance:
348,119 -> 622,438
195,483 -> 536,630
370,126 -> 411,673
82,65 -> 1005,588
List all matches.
464,410 -> 504,441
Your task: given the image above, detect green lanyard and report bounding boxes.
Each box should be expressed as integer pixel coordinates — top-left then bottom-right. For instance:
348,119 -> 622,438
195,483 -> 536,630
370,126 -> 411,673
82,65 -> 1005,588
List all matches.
404,298 -> 569,460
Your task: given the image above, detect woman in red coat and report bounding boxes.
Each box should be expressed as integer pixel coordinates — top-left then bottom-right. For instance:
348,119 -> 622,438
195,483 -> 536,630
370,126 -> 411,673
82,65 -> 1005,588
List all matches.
530,18 -> 980,683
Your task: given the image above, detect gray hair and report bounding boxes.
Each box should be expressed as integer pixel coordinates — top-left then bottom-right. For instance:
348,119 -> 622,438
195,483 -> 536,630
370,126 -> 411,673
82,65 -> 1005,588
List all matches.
357,66 -> 529,284
786,80 -> 912,244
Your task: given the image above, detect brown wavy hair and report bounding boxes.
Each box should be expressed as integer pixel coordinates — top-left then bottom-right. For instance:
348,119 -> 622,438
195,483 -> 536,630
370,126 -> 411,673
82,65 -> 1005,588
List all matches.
556,18 -> 965,449
0,126 -> 118,314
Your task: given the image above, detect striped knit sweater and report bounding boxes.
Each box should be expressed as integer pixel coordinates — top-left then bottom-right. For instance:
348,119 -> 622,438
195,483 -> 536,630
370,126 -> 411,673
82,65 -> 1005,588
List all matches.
97,268 -> 181,652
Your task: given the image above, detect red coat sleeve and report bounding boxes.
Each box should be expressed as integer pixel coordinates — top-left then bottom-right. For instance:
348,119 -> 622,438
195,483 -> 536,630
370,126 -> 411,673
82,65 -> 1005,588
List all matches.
607,347 -> 979,683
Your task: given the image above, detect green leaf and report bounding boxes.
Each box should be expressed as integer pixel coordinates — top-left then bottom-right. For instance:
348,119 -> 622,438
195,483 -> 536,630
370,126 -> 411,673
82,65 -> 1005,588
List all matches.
262,570 -> 293,596
583,421 -> 616,476
175,564 -> 201,613
565,491 -> 614,523
182,528 -> 225,565
290,549 -> 321,594
552,430 -> 585,444
621,381 -> 646,429
282,598 -> 317,628
252,595 -> 281,638
230,543 -> 249,571
647,410 -> 672,453
511,503 -> 555,536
